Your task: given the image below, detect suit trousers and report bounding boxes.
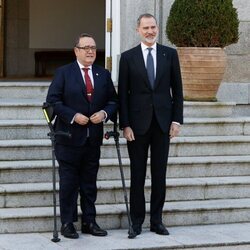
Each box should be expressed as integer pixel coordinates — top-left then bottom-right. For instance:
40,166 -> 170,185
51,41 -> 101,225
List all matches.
127,115 -> 170,226
55,141 -> 100,224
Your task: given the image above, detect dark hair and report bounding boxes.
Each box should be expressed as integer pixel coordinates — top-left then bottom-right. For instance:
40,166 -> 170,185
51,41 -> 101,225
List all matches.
74,33 -> 94,47
137,13 -> 157,27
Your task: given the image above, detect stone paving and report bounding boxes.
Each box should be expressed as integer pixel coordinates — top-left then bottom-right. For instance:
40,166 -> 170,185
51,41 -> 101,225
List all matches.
0,223 -> 250,250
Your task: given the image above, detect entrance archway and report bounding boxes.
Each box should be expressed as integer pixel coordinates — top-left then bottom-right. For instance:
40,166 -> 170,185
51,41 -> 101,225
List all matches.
2,0 -> 111,79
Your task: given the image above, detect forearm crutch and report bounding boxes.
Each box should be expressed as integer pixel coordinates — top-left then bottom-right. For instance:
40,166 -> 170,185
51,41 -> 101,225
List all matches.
42,102 -> 71,242
105,119 -> 137,239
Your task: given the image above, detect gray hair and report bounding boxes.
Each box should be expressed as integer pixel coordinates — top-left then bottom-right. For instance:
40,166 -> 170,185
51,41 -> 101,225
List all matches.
137,13 -> 157,27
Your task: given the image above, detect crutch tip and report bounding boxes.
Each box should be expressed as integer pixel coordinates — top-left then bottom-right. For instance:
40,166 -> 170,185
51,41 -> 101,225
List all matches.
51,237 -> 61,242
128,230 -> 137,239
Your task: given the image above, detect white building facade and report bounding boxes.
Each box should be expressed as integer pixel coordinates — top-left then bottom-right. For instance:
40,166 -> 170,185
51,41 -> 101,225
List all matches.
1,0 -> 249,90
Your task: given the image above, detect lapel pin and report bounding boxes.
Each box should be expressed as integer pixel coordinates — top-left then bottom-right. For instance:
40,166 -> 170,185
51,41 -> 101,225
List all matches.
96,73 -> 99,76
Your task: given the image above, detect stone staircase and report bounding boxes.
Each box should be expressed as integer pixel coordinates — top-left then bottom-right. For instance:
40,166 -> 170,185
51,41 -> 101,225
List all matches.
0,81 -> 250,234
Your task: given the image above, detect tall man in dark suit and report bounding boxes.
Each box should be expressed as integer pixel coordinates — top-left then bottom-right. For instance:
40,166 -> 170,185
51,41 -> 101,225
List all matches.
118,13 -> 183,236
46,33 -> 118,239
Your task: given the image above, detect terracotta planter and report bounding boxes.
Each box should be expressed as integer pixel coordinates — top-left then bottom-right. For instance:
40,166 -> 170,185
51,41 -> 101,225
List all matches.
177,47 -> 227,101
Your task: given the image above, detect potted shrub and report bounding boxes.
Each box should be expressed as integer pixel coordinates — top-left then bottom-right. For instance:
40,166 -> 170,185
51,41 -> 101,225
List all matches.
166,0 -> 239,101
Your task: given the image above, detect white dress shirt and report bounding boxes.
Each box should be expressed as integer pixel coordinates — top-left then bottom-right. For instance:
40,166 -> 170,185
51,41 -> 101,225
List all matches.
77,61 -> 94,87
141,42 -> 157,78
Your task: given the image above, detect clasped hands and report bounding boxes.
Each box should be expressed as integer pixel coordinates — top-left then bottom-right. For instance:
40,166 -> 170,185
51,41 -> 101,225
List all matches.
74,111 -> 105,125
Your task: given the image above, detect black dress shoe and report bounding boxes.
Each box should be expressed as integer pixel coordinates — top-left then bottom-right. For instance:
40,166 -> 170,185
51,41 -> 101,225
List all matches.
129,224 -> 142,236
81,222 -> 107,236
150,223 -> 169,235
61,223 -> 79,239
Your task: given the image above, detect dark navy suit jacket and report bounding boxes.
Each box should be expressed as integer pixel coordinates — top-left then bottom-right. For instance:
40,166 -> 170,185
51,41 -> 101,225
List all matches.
118,44 -> 183,134
46,61 -> 118,146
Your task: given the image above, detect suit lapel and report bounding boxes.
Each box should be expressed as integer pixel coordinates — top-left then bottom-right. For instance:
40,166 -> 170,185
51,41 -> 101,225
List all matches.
132,45 -> 151,89
72,61 -> 86,95
91,66 -> 103,103
155,44 -> 166,89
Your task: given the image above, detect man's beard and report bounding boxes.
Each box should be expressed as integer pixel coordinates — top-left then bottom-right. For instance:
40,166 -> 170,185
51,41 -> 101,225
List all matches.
143,35 -> 158,44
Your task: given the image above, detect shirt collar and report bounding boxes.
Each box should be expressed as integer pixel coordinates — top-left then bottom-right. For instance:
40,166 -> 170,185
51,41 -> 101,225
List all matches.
77,60 -> 92,70
141,42 -> 157,52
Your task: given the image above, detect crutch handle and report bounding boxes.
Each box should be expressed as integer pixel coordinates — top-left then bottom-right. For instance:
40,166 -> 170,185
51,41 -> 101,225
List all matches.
104,131 -> 119,140
48,131 -> 72,138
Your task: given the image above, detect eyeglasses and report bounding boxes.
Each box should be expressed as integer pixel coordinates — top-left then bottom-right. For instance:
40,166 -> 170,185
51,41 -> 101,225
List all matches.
76,46 -> 97,52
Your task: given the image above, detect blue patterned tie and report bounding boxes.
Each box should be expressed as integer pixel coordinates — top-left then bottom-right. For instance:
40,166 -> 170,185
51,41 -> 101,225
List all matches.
146,48 -> 154,89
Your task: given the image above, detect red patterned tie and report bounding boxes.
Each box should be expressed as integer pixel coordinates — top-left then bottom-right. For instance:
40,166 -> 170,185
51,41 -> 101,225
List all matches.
83,68 -> 94,102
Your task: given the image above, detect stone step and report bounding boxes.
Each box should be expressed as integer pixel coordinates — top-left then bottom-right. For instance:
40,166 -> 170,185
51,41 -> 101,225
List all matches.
168,135 -> 250,157
1,198 -> 250,233
0,120 -> 47,140
1,155 -> 250,184
106,136 -> 250,158
0,99 -> 44,120
0,82 -> 249,241
1,117 -> 250,140
0,81 -> 237,118
1,176 -> 250,208
0,99 -> 236,120
0,120 -> 117,140
167,155 -> 250,179
0,81 -> 50,99
1,223 -> 249,250
0,136 -> 250,160
181,116 -> 250,136
184,101 -> 235,117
